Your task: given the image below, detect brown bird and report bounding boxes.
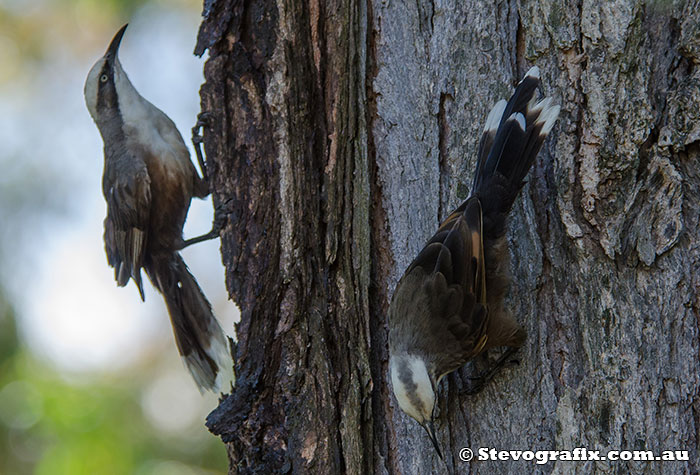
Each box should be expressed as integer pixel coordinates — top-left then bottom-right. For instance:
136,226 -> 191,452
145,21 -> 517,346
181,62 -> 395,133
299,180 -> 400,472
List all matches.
84,24 -> 232,393
388,66 -> 559,456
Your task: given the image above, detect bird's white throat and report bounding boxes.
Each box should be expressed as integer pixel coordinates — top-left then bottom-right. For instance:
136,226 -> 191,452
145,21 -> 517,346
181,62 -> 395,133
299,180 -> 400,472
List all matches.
390,354 -> 435,424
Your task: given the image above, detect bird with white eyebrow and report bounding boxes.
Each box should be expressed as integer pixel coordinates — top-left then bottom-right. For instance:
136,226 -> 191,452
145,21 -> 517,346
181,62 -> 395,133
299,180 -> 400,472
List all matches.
388,66 -> 560,458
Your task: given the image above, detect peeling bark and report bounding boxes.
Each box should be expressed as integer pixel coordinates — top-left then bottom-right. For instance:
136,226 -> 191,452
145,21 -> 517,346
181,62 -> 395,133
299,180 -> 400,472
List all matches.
195,0 -> 700,473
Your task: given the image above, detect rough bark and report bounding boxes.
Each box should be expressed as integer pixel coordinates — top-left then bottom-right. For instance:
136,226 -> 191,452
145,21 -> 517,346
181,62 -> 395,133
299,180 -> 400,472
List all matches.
195,0 -> 700,473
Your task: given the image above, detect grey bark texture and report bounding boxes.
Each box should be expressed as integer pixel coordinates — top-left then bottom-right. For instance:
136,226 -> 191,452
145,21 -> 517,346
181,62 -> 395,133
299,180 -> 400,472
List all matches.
194,0 -> 700,473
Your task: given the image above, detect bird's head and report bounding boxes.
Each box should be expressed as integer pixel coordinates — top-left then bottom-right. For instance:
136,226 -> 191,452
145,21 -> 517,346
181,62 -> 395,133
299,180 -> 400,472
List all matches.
84,24 -> 129,123
390,353 -> 443,458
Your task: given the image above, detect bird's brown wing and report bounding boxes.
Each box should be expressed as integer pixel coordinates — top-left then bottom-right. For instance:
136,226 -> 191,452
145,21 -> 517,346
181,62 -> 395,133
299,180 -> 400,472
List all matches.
435,196 -> 486,305
103,154 -> 151,300
389,197 -> 489,379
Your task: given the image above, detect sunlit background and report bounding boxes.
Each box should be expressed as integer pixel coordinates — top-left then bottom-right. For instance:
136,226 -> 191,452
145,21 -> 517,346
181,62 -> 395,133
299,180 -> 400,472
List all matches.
0,0 -> 238,473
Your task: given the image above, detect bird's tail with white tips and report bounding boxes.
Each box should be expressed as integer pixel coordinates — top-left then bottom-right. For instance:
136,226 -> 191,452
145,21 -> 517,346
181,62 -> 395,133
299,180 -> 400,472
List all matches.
146,251 -> 234,394
471,66 -> 560,214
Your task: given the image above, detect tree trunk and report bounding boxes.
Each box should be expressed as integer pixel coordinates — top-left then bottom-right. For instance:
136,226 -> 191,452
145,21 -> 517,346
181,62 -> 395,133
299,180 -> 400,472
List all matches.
194,0 -> 700,473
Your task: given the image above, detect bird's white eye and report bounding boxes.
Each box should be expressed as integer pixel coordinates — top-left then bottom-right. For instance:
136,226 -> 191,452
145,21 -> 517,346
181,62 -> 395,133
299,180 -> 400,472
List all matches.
100,74 -> 108,83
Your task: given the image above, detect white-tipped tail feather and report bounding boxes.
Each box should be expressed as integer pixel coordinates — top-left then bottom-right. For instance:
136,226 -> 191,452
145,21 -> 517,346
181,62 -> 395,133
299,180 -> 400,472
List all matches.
524,65 -> 540,80
184,323 -> 235,394
530,96 -> 550,116
512,112 -> 526,130
150,252 -> 235,394
473,65 -> 560,194
483,99 -> 507,132
538,104 -> 560,136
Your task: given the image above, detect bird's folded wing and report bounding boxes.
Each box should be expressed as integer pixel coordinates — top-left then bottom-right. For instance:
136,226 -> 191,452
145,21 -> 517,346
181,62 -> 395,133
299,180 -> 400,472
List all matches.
391,197 -> 489,376
103,155 -> 151,300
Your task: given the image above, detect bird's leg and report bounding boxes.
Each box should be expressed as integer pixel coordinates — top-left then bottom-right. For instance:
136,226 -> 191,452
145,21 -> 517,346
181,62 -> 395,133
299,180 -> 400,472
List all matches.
462,347 -> 520,396
181,112 -> 233,249
192,111 -> 213,185
179,199 -> 233,249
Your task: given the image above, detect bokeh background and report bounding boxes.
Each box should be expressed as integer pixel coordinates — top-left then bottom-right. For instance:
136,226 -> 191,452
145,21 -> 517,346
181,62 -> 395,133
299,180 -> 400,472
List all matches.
0,0 -> 239,473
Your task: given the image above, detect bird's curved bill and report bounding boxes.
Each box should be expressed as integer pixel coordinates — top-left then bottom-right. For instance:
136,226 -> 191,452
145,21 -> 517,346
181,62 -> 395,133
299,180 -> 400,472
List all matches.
105,24 -> 128,60
424,420 -> 443,460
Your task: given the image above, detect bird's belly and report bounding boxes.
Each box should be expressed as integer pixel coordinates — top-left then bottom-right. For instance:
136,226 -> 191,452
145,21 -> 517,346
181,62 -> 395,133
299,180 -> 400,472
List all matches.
136,144 -> 193,250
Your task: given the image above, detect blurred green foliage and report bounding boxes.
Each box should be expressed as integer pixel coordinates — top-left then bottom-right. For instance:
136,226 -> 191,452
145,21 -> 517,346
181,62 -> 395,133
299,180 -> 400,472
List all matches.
0,299 -> 227,475
0,0 -> 200,83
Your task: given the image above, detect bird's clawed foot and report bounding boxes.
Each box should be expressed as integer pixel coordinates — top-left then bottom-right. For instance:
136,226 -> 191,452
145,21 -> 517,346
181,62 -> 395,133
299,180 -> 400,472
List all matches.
179,198 -> 234,249
461,347 -> 520,396
192,111 -> 214,183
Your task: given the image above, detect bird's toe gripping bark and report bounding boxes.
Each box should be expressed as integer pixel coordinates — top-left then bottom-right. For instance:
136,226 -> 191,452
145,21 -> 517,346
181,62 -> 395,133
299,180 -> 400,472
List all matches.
192,111 -> 214,185
179,198 -> 234,249
461,347 -> 521,396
